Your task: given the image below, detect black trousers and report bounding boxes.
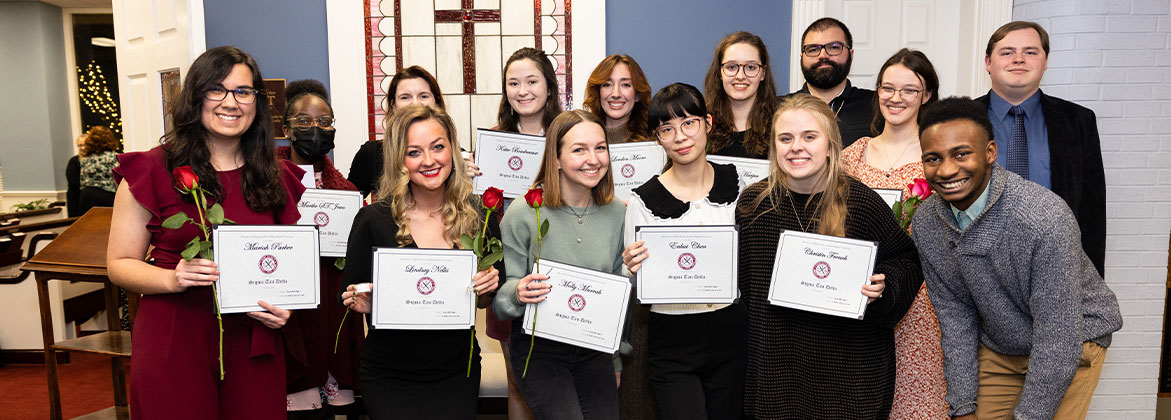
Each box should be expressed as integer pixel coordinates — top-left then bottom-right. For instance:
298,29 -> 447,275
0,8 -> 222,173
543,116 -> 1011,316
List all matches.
647,304 -> 747,420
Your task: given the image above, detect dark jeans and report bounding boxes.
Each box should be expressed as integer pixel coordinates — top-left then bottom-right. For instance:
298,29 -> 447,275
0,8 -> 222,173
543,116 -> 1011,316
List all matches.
510,320 -> 619,420
648,304 -> 747,420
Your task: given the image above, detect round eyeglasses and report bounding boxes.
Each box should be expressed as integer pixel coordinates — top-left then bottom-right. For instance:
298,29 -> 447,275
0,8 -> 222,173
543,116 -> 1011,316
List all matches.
721,62 -> 765,78
655,117 -> 704,142
288,116 -> 336,131
801,42 -> 848,58
877,86 -> 923,100
205,87 -> 262,104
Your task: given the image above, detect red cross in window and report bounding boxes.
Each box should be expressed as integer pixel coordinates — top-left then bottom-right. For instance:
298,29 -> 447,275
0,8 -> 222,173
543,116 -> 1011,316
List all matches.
434,1 -> 501,94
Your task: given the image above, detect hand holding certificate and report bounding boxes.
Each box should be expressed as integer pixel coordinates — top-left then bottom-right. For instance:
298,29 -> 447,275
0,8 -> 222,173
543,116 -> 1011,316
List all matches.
521,259 -> 632,353
473,128 -> 546,198
634,225 -> 738,304
371,248 -> 478,330
767,230 -> 879,319
212,225 -> 322,314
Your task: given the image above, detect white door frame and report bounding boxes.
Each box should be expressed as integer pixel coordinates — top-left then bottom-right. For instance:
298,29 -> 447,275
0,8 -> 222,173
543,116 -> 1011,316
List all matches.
788,0 -> 1013,97
62,7 -> 114,146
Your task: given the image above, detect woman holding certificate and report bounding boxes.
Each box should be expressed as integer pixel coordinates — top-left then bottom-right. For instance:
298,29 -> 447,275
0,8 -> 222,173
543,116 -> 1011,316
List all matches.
840,49 -> 946,420
107,46 -> 307,419
621,83 -> 747,419
340,105 -> 501,418
495,110 -> 626,420
703,32 -> 778,159
583,54 -> 652,144
276,79 -> 364,417
735,94 -> 923,419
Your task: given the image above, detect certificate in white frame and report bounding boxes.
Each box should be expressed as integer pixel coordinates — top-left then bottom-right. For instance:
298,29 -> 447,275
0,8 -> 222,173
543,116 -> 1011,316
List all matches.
873,188 -> 904,209
371,248 -> 477,330
609,142 -> 667,202
212,225 -> 321,314
473,128 -> 547,198
634,225 -> 738,304
767,230 -> 878,320
296,189 -> 363,257
521,259 -> 632,353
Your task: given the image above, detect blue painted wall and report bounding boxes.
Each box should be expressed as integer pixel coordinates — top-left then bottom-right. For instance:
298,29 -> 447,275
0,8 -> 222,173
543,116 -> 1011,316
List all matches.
203,0 -> 331,93
605,0 -> 792,95
0,2 -> 72,191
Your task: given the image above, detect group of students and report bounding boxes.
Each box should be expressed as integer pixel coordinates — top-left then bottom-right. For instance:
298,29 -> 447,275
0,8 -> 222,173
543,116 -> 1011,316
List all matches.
102,15 -> 1122,420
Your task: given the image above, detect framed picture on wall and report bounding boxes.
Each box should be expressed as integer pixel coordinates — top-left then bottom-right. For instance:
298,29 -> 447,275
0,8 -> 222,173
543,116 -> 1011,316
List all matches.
264,79 -> 287,139
160,69 -> 181,135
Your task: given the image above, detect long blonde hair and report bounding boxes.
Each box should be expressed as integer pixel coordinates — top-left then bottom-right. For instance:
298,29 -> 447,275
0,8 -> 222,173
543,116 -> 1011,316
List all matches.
741,94 -> 850,237
376,105 -> 479,246
531,110 -> 615,209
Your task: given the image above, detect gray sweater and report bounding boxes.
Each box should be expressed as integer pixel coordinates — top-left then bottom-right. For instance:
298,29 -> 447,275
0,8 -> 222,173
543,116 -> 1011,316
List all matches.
911,165 -> 1122,420
493,199 -> 627,320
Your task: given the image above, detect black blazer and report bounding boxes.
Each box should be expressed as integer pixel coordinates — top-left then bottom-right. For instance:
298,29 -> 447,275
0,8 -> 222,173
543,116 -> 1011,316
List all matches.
978,91 -> 1106,277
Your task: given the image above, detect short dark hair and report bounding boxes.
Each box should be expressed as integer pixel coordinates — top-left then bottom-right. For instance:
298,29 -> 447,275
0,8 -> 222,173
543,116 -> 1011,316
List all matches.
918,97 -> 994,142
387,65 -> 446,110
648,83 -> 707,131
986,21 -> 1050,56
802,17 -> 853,48
284,79 -> 332,123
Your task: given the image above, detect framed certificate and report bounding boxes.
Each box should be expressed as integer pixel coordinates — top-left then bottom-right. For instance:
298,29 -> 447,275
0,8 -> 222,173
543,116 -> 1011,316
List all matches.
609,142 -> 666,202
297,189 -> 362,257
521,259 -> 632,353
473,128 -> 546,198
767,230 -> 878,319
371,248 -> 477,330
634,225 -> 738,304
212,225 -> 321,314
873,188 -> 904,209
705,155 -> 770,191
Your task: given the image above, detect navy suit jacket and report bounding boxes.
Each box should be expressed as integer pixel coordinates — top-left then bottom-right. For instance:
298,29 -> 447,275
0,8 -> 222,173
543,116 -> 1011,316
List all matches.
978,91 -> 1106,277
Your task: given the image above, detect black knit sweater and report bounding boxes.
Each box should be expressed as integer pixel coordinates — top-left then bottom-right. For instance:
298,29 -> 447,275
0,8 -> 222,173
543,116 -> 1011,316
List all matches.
735,177 -> 923,419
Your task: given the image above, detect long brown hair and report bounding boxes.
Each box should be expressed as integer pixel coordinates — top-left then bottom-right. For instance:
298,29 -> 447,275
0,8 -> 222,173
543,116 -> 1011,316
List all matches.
531,110 -> 615,209
741,94 -> 850,237
496,48 -> 562,133
703,31 -> 778,157
161,46 -> 286,212
583,54 -> 652,142
377,105 -> 479,247
869,48 -> 939,136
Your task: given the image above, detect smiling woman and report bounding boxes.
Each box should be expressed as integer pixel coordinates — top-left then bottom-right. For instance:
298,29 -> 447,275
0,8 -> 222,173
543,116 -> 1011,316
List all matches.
583,54 -> 653,144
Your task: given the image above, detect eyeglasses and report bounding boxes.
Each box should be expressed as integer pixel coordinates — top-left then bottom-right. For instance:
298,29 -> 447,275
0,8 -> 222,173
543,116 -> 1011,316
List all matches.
801,42 -> 848,57
721,62 -> 765,78
877,86 -> 923,99
654,117 -> 704,141
288,116 -> 336,131
205,86 -> 262,104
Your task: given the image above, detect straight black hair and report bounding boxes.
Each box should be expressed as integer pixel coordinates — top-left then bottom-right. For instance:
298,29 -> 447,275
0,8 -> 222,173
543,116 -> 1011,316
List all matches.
648,83 -> 707,132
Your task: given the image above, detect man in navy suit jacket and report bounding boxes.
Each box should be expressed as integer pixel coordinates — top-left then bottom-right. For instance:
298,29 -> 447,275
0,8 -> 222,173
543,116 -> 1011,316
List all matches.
977,21 -> 1106,277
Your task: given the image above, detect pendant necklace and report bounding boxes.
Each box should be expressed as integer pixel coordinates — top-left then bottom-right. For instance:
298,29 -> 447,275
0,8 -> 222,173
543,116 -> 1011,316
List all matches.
565,201 -> 591,243
878,137 -> 919,177
787,193 -> 809,233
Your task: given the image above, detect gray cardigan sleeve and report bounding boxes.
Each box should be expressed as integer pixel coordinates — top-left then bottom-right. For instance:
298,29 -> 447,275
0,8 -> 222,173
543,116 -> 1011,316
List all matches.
493,203 -> 534,320
922,251 -> 981,417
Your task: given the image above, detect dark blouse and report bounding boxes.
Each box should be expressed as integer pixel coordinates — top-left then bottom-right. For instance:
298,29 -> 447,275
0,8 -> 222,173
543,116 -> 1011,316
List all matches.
735,177 -> 922,419
347,140 -> 384,198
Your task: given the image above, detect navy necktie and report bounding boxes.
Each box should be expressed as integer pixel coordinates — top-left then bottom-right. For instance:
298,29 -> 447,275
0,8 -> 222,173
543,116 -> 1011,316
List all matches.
1008,106 -> 1029,178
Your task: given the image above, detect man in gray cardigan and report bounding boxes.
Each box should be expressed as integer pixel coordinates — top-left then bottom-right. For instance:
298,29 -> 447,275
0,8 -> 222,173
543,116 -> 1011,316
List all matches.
912,97 -> 1121,420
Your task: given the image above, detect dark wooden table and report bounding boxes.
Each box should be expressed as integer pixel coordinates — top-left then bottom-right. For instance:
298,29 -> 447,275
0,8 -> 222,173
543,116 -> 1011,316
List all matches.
20,208 -> 129,420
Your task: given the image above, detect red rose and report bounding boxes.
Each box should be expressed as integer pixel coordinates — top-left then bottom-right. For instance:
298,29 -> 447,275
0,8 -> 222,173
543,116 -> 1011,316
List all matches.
173,166 -> 199,193
908,178 -> 932,200
524,188 -> 544,208
482,187 -> 504,212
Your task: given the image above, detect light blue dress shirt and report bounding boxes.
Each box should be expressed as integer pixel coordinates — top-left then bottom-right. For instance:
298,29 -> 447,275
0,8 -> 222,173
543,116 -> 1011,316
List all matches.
988,90 -> 1051,188
950,177 -> 993,231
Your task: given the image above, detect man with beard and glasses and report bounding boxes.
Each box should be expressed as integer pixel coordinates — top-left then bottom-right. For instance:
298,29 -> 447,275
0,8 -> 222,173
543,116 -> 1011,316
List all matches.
790,17 -> 876,148
976,21 -> 1106,279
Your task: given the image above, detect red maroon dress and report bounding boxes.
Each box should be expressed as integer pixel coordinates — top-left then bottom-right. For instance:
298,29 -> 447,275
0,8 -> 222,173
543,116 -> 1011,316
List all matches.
114,147 -> 306,420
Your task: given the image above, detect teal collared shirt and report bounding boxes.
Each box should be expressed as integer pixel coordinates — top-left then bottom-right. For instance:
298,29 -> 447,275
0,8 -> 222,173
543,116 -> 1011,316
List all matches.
950,179 -> 992,231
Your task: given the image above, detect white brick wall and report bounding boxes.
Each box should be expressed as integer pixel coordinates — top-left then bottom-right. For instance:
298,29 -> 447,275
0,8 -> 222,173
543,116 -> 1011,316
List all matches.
1014,1 -> 1171,418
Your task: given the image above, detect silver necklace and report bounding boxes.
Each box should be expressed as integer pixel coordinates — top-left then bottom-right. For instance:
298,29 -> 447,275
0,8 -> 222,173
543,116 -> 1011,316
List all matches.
787,193 -> 809,233
564,201 -> 591,243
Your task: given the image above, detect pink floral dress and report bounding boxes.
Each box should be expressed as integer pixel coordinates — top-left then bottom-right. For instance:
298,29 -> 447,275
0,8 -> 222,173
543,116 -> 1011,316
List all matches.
842,137 -> 948,420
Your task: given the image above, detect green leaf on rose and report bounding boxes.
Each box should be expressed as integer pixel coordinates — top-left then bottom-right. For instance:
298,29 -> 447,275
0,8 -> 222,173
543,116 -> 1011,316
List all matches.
181,241 -> 200,261
473,234 -> 483,256
162,212 -> 190,229
460,234 -> 475,252
334,257 -> 346,270
539,219 -> 549,237
892,200 -> 903,217
207,203 -> 225,225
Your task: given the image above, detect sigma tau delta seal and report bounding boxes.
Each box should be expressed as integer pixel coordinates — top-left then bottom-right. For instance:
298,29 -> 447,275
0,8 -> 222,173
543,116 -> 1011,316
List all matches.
313,211 -> 330,227
508,155 -> 524,171
677,252 -> 696,270
812,261 -> 831,279
417,277 -> 436,295
620,163 -> 636,178
258,255 -> 279,274
568,294 -> 586,312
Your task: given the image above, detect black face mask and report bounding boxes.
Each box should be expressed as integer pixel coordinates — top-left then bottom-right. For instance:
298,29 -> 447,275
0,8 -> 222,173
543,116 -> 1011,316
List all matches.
290,127 -> 336,163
